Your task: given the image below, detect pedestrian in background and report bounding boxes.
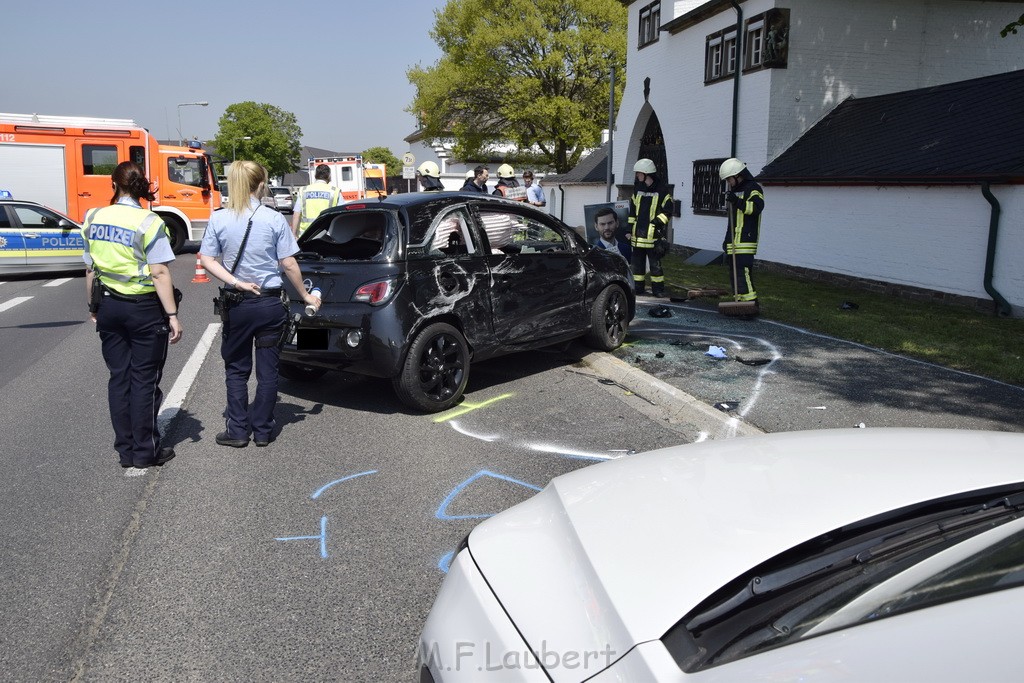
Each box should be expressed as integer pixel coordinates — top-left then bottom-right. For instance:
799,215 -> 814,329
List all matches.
720,157 -> 764,314
460,166 -> 489,192
492,164 -> 527,201
200,161 -> 320,449
292,164 -> 340,237
524,171 -> 545,207
82,161 -> 182,472
628,158 -> 673,297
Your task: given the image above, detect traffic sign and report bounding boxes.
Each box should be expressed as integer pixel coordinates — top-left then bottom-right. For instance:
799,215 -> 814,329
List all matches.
402,152 -> 415,166
402,166 -> 416,180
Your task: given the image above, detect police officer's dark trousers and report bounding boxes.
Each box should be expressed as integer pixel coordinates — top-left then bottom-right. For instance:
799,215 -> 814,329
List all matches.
96,295 -> 169,468
221,295 -> 287,443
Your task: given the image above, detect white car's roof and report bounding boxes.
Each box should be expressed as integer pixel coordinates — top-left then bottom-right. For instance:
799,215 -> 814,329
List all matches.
469,428 -> 1024,681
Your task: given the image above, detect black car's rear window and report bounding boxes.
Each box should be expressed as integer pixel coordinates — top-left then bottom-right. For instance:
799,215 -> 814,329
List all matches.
406,198 -> 465,245
303,211 -> 389,260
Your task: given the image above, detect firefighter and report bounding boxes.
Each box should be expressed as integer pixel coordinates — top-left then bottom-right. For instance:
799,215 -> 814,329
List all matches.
291,163 -> 340,237
82,161 -> 182,472
492,164 -> 527,201
628,158 -> 673,297
416,161 -> 444,191
720,157 -> 764,312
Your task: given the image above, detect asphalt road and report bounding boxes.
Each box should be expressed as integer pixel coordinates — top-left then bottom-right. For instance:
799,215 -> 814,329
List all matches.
3,252 -> 1022,682
0,256 -> 687,682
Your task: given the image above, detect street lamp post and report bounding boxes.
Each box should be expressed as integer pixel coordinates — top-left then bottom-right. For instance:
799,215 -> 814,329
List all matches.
232,136 -> 252,162
177,101 -> 209,145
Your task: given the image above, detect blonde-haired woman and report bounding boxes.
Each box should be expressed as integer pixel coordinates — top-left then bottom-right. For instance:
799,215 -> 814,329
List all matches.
199,161 -> 319,448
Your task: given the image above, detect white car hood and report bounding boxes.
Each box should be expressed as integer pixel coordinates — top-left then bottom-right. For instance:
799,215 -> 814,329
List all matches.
467,428 -> 1024,681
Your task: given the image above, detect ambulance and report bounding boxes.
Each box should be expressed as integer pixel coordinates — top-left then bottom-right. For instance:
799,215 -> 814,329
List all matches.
307,155 -> 367,202
0,112 -> 221,253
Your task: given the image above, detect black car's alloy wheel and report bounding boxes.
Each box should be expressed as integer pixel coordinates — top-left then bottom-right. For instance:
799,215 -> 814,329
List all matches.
584,285 -> 629,350
393,322 -> 469,412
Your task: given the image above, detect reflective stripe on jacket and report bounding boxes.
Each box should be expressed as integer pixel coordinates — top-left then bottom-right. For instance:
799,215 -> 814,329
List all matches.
83,205 -> 166,295
628,184 -> 672,249
725,182 -> 764,256
494,182 -> 527,201
298,181 -> 340,232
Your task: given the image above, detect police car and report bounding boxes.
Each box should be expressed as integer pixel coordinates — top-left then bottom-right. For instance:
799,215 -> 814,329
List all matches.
0,193 -> 86,276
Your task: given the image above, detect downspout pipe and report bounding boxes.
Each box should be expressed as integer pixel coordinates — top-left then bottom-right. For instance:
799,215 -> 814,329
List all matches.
980,182 -> 1012,316
730,1 -> 743,157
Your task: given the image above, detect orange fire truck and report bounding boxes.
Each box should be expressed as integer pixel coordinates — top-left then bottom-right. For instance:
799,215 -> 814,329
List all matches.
0,112 -> 220,252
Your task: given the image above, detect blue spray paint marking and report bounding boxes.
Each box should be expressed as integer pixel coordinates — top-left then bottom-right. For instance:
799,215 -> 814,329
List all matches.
311,470 -> 377,499
276,515 -> 329,559
276,471 -> 378,559
436,469 -> 542,520
438,551 -> 455,574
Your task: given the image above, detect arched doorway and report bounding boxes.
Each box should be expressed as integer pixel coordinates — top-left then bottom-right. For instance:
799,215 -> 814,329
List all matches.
638,112 -> 668,181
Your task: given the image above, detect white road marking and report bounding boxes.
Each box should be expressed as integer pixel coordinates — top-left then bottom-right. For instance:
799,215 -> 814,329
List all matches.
43,278 -> 73,287
0,296 -> 32,313
157,322 -> 221,434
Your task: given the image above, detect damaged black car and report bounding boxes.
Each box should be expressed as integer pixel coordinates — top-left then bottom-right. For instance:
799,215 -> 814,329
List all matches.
280,193 -> 635,412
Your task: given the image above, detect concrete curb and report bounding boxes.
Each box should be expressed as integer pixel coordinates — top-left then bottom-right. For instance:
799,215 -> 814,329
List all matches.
576,350 -> 764,440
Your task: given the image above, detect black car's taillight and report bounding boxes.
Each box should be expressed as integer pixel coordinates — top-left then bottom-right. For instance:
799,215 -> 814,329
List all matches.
352,278 -> 396,305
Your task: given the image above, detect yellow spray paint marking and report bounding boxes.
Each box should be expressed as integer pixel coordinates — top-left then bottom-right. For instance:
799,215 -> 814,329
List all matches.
433,393 -> 515,422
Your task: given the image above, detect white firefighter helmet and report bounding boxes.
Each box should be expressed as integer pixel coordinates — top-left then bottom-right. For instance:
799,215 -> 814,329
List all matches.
633,158 -> 657,174
719,158 -> 746,180
496,163 -> 515,179
465,170 -> 475,179
417,161 -> 440,178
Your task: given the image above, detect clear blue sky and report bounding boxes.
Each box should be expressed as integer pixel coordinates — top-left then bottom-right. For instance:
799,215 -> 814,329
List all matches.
3,0 -> 446,157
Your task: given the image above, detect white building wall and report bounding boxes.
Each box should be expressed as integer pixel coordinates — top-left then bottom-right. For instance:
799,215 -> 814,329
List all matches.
548,185 -> 610,231
762,184 -> 1024,309
771,0 -> 1024,160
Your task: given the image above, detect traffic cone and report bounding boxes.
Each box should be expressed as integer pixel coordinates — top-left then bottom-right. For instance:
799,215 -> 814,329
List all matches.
191,255 -> 211,284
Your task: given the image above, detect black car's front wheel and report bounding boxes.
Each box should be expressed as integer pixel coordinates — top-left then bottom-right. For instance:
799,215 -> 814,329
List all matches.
584,285 -> 629,350
279,361 -> 328,382
393,322 -> 469,412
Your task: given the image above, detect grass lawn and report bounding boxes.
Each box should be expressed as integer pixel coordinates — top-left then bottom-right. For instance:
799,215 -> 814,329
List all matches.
659,254 -> 1024,387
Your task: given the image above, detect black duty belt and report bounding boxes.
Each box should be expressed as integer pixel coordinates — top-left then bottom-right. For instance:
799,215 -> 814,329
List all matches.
240,288 -> 284,299
103,287 -> 158,303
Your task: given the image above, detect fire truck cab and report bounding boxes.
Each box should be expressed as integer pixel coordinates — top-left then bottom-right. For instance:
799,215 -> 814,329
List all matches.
0,113 -> 220,253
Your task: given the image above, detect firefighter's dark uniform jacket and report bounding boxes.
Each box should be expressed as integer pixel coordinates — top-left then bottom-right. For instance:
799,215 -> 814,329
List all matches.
724,169 -> 764,256
628,175 -> 672,249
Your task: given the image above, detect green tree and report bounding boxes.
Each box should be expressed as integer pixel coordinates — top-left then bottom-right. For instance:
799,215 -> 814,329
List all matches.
212,102 -> 302,178
362,146 -> 401,173
407,0 -> 626,173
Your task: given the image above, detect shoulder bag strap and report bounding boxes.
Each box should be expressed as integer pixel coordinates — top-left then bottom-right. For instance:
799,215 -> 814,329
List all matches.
228,205 -> 261,275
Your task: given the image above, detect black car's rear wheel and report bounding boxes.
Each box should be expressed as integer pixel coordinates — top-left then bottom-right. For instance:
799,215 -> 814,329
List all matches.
279,361 -> 328,381
584,285 -> 629,350
393,322 -> 469,412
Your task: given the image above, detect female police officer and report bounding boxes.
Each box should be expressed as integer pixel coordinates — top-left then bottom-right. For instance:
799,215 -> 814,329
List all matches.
199,161 -> 320,448
82,161 -> 182,472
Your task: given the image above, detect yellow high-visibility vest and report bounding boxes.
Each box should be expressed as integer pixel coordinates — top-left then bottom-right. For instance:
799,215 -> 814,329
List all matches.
83,204 -> 167,295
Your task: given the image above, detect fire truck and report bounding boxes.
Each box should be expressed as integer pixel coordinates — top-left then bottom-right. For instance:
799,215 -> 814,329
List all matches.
0,112 -> 220,253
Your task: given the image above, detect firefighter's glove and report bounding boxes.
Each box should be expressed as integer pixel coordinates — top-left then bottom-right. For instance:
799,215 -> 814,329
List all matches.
725,191 -> 741,206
